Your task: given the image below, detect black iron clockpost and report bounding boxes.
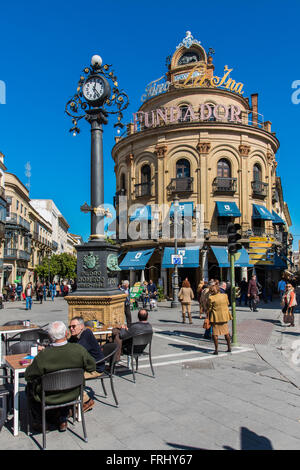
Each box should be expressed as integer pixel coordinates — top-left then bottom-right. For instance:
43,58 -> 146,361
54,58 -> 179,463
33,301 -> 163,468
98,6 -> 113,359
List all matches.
65,55 -> 129,297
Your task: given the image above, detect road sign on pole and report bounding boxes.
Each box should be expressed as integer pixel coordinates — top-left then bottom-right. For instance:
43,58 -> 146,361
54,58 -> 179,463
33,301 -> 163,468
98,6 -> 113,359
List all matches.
171,254 -> 183,265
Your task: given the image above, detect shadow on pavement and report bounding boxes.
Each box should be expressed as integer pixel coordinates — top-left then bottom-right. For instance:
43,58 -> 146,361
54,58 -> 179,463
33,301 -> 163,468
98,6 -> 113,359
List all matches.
224,426 -> 273,450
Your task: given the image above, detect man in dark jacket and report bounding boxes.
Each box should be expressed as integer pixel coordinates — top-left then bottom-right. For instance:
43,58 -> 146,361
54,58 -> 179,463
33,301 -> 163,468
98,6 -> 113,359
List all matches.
25,321 -> 96,432
112,309 -> 153,361
248,275 -> 259,312
239,277 -> 248,306
68,316 -> 106,412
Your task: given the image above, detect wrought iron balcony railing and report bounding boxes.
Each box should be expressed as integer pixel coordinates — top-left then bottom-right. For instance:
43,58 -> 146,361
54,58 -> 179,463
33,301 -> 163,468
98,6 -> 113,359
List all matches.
134,182 -> 152,198
213,177 -> 237,193
169,177 -> 193,193
251,181 -> 268,197
4,248 -> 17,258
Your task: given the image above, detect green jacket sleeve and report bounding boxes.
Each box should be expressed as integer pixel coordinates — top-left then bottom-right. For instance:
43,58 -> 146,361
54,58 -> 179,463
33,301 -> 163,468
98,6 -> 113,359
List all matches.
24,357 -> 42,383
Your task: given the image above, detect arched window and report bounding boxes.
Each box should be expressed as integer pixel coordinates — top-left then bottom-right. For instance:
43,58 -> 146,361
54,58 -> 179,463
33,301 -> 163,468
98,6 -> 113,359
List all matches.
178,105 -> 191,122
120,173 -> 126,190
141,164 -> 151,184
176,159 -> 190,178
253,163 -> 262,181
217,159 -> 231,178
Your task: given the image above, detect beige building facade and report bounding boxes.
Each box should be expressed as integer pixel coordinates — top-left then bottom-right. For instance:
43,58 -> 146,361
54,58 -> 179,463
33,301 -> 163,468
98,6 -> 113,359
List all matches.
112,32 -> 292,294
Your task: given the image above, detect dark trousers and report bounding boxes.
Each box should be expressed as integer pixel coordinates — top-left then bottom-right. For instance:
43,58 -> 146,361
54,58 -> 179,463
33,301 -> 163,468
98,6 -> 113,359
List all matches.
125,303 -> 132,326
27,383 -> 70,424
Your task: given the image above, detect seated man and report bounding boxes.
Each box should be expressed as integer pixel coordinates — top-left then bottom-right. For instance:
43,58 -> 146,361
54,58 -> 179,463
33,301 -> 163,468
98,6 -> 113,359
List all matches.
25,321 -> 96,432
112,309 -> 153,361
68,316 -> 106,411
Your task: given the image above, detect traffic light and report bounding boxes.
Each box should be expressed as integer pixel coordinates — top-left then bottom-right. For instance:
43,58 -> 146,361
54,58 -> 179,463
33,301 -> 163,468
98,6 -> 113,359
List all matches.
227,223 -> 242,254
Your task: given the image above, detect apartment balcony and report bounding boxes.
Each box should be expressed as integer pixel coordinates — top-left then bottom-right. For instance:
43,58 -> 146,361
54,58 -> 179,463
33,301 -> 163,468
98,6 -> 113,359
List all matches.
18,216 -> 31,231
169,177 -> 193,194
213,177 -> 237,193
32,230 -> 39,241
4,248 -> 18,259
251,181 -> 268,198
134,182 -> 152,198
18,250 -> 31,261
5,212 -> 18,225
52,240 -> 58,251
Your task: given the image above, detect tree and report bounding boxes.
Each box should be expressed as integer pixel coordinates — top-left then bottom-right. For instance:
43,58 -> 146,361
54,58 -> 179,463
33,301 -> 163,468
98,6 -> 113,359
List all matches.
35,253 -> 77,281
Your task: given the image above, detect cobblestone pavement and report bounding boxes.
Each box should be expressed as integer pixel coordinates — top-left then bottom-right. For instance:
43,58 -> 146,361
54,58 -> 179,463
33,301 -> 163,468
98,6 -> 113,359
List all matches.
0,294 -> 300,450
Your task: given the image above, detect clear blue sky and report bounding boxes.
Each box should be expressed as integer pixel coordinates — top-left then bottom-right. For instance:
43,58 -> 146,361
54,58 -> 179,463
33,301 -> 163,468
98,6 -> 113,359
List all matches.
0,0 -> 300,248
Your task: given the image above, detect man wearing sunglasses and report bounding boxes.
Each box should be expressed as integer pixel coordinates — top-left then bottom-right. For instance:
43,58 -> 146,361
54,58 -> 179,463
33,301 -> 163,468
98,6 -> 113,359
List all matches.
68,317 -> 105,412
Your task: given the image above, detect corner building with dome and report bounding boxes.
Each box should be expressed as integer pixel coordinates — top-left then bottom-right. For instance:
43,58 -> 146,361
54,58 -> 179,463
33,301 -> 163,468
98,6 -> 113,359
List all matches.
112,31 -> 293,297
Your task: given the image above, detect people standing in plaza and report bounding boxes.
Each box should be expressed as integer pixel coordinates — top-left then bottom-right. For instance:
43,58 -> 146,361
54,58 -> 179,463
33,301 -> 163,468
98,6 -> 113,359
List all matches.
37,283 -> 44,304
248,275 -> 259,312
2,285 -> 8,302
141,281 -> 149,308
208,284 -> 232,355
56,282 -> 60,297
120,280 -> 132,326
16,283 -> 23,301
239,277 -> 248,306
278,278 -> 286,301
49,282 -> 56,301
25,282 -> 33,310
282,283 -> 297,327
200,281 -> 213,339
43,283 -> 47,302
178,279 -> 194,324
63,284 -> 69,296
197,280 -> 205,319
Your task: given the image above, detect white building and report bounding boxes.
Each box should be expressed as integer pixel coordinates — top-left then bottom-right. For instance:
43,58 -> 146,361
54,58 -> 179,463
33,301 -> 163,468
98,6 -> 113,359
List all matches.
30,199 -> 70,254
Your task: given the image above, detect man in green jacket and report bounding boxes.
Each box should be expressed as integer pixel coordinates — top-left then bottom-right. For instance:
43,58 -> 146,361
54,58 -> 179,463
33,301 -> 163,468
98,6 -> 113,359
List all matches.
25,321 -> 96,432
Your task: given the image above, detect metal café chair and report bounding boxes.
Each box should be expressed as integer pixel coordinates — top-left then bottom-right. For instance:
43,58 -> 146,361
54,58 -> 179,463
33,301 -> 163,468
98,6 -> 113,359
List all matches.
0,372 -> 13,432
27,368 -> 88,450
90,342 -> 119,407
121,332 -> 155,383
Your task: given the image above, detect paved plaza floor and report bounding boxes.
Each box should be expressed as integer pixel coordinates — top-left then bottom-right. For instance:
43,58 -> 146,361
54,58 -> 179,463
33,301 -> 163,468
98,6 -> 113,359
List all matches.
0,294 -> 300,451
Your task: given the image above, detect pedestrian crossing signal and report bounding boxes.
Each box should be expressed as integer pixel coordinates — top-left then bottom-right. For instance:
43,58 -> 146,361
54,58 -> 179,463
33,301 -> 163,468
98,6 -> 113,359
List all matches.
227,223 -> 242,255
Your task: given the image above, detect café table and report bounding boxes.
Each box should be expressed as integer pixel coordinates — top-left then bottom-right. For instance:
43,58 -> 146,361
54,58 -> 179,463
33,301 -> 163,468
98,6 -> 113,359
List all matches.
0,324 -> 39,365
91,325 -> 118,344
4,353 -> 30,436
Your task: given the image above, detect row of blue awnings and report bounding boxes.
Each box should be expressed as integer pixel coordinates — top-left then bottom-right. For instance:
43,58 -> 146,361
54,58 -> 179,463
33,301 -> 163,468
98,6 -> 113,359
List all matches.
119,245 -> 253,270
128,202 -> 285,224
211,246 -> 253,267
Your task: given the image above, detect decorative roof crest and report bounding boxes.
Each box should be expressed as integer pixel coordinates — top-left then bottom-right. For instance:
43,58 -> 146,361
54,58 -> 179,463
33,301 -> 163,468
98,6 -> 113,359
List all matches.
176,31 -> 201,50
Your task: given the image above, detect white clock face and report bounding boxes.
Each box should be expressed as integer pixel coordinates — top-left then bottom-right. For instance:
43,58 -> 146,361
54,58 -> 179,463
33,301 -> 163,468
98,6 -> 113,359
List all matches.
83,77 -> 104,101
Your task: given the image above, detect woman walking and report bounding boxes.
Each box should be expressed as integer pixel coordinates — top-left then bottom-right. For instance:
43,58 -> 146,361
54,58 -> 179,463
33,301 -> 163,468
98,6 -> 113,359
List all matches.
178,279 -> 194,324
282,283 -> 297,327
197,280 -> 205,319
208,284 -> 232,355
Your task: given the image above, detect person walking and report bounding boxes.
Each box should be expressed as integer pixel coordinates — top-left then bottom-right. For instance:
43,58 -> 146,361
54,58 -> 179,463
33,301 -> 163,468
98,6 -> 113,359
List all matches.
247,275 -> 259,312
239,277 -> 248,306
282,283 -> 297,327
43,283 -> 47,302
49,282 -> 56,301
120,280 -> 132,326
200,281 -> 213,339
16,283 -> 23,301
278,278 -> 286,301
197,280 -> 205,319
37,283 -> 43,304
56,282 -> 60,297
2,285 -> 8,302
25,282 -> 33,310
178,279 -> 194,324
207,284 -> 232,355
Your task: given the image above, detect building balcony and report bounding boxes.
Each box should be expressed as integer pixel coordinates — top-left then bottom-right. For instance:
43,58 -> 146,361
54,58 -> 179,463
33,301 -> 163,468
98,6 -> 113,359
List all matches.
18,250 -> 31,261
213,177 -> 237,193
251,181 -> 268,198
18,215 -> 31,231
4,248 -> 18,259
52,240 -> 58,251
5,212 -> 18,224
169,177 -> 193,194
134,182 -> 153,198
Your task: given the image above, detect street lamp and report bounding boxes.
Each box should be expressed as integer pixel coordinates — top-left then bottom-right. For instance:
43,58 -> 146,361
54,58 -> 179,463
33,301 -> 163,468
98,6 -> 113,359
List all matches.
171,195 -> 180,308
65,55 -> 129,298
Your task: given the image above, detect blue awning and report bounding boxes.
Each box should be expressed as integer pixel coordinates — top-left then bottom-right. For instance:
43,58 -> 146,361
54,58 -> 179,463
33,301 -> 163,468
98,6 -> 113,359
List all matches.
129,205 -> 152,221
170,201 -> 194,217
162,246 -> 200,268
216,201 -> 241,217
119,249 -> 154,270
211,246 -> 253,267
266,253 -> 287,270
272,210 -> 285,225
252,204 -> 274,221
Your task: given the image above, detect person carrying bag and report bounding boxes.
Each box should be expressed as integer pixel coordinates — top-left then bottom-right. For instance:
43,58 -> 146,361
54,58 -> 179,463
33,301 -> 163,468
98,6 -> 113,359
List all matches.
282,283 -> 297,327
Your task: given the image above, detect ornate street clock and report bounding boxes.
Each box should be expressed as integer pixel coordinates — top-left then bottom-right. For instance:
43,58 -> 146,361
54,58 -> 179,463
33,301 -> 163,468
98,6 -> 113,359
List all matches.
82,75 -> 111,107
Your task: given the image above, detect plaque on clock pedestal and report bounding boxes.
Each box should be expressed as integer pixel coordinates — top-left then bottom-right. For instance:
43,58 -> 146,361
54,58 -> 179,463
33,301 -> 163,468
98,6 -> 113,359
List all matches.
65,240 -> 126,326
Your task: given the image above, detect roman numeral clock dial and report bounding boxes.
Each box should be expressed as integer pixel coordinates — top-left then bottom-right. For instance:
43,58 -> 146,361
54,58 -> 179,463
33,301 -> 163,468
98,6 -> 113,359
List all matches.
82,76 -> 109,106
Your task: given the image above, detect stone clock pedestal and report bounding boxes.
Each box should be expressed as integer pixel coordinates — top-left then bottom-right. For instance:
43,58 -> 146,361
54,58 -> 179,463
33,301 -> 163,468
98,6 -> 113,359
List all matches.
65,241 -> 126,325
